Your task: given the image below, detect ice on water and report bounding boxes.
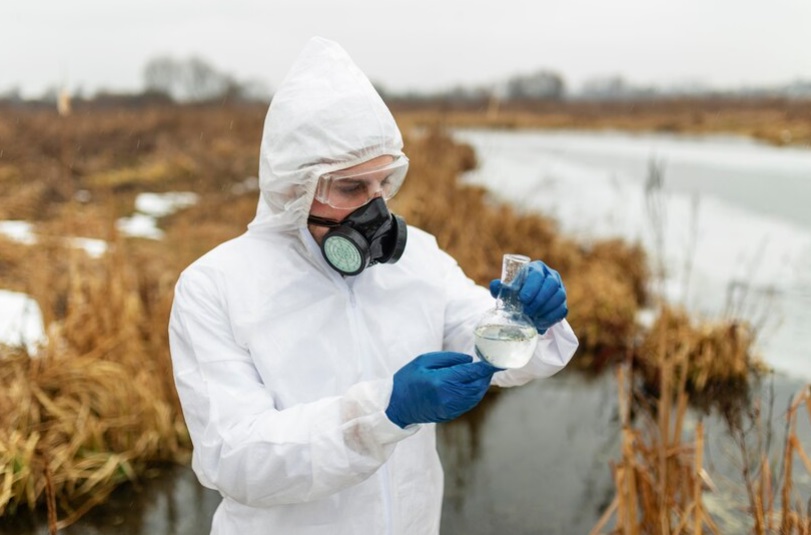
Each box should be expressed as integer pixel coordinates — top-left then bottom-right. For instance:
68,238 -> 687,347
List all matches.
457,129 -> 811,381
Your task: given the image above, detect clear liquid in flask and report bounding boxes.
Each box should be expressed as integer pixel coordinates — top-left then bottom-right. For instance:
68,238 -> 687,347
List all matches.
474,323 -> 538,369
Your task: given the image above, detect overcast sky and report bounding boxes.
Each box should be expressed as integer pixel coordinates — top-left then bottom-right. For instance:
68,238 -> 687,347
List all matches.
2,0 -> 810,98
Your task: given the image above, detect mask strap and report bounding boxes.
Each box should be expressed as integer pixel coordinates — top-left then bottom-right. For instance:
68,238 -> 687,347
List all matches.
307,214 -> 342,228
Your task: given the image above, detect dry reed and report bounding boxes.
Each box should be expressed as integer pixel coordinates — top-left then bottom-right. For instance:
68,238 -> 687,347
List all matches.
592,352 -> 811,533
0,235 -> 188,528
0,103 -> 782,526
731,384 -> 811,534
392,97 -> 811,147
591,359 -> 719,535
634,305 -> 763,415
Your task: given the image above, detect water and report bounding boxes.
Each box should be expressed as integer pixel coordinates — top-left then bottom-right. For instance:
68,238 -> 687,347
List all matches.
0,464 -> 221,535
454,128 -> 811,382
474,323 -> 538,368
9,369 -> 804,535
5,129 -> 811,534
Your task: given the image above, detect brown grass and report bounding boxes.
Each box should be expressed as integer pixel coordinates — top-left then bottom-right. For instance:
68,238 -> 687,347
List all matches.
591,359 -> 720,535
392,125 -> 651,363
591,359 -> 811,534
729,384 -> 811,534
0,236 -> 188,528
392,97 -> 811,147
634,305 -> 764,416
0,102 -> 781,526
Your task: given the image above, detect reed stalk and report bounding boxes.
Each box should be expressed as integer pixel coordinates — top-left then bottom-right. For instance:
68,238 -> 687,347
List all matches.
0,104 -> 801,528
592,355 -> 720,534
0,234 -> 189,527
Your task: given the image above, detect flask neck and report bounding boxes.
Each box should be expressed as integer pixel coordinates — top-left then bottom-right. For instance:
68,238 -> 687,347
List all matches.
495,253 -> 531,317
496,285 -> 523,313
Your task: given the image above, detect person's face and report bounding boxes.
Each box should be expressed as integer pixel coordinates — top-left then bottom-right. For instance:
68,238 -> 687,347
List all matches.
308,155 -> 395,244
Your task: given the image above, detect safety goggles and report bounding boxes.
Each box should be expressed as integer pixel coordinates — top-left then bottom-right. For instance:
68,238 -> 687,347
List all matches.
314,156 -> 409,210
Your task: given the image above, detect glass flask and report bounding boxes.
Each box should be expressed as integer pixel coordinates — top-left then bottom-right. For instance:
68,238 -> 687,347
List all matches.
474,253 -> 538,369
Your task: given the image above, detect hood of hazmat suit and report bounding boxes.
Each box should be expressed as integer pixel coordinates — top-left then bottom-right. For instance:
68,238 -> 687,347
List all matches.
169,36 -> 578,535
247,36 -> 404,237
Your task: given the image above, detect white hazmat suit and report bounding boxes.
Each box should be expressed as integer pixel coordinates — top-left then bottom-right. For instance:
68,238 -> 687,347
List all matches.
169,37 -> 578,535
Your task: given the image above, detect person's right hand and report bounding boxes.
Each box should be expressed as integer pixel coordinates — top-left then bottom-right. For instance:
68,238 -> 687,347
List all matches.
385,352 -> 499,429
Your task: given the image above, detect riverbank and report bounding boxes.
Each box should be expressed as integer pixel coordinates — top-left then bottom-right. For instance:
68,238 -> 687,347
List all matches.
451,127 -> 811,383
3,367 -> 808,535
0,102 -> 803,530
391,97 -> 811,148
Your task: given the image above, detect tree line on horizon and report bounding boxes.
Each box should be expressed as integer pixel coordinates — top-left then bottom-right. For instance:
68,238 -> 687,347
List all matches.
2,54 -> 811,108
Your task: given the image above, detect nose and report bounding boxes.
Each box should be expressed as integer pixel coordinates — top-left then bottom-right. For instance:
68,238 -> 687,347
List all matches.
368,182 -> 385,199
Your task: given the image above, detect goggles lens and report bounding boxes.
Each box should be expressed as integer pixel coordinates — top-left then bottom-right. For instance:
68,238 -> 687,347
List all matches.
315,156 -> 409,209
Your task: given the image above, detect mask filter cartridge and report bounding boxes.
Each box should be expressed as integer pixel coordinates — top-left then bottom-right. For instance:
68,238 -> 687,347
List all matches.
308,197 -> 407,276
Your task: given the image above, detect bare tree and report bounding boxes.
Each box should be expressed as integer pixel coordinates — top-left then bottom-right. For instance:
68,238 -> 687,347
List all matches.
505,70 -> 566,100
142,55 -> 241,102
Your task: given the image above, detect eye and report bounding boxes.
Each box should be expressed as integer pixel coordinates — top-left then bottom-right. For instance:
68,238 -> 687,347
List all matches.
335,180 -> 367,197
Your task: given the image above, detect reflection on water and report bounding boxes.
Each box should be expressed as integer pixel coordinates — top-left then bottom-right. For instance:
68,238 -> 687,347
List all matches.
2,369 -> 809,535
438,369 -> 619,535
0,465 -> 221,535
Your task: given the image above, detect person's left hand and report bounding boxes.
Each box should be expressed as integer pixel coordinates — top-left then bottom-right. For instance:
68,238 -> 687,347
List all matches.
489,260 -> 568,334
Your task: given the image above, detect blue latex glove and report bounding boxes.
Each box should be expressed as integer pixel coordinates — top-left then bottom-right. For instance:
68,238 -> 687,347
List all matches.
489,260 -> 568,334
386,352 -> 499,428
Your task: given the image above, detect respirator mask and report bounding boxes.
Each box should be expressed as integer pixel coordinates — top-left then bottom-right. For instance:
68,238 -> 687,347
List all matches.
307,156 -> 409,276
308,197 -> 407,276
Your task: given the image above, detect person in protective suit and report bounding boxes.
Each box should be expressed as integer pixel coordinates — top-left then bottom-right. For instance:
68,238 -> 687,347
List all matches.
168,36 -> 578,535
